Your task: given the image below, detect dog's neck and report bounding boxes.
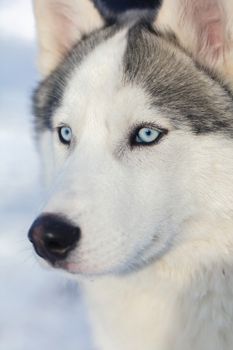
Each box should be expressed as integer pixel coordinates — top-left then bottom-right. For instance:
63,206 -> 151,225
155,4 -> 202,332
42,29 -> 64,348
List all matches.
81,219 -> 233,350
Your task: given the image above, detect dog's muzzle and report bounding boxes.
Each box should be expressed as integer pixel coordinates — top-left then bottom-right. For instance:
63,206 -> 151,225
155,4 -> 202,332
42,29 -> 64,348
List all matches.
28,213 -> 81,264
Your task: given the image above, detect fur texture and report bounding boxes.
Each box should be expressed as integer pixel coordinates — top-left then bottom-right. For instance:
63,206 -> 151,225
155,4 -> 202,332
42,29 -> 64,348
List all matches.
30,1 -> 233,349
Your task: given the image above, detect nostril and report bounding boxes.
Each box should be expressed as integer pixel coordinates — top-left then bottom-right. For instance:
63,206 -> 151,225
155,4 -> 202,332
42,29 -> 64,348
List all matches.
44,233 -> 66,252
43,230 -> 79,256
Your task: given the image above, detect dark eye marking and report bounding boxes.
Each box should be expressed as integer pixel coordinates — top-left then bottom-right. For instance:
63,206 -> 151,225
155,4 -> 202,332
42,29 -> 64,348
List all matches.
130,123 -> 168,147
57,125 -> 72,145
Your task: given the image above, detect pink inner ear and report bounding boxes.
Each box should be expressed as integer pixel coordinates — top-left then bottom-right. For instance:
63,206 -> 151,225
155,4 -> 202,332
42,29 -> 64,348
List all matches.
182,0 -> 226,62
53,3 -> 78,55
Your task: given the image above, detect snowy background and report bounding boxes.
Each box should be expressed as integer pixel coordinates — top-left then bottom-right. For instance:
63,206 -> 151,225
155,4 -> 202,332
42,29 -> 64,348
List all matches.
0,1 -> 93,349
0,1 -> 159,349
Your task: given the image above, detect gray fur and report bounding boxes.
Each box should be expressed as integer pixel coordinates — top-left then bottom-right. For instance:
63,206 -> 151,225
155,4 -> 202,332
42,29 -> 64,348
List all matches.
123,23 -> 233,136
33,19 -> 233,138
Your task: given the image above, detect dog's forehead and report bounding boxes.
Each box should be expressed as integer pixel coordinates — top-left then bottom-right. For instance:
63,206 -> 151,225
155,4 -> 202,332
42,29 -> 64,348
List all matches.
59,28 -> 129,123
33,22 -> 233,137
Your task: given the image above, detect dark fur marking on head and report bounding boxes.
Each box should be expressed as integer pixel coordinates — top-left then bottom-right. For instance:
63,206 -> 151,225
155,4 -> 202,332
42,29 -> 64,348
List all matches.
123,22 -> 233,137
33,16 -> 233,139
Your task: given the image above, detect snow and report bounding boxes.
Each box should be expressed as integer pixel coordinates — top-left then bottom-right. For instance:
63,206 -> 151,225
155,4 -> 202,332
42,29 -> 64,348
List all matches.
0,0 -> 35,41
0,1 -> 93,349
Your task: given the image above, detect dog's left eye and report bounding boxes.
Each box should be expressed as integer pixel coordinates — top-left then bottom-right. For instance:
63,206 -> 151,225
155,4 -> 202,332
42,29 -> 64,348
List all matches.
58,126 -> 72,145
132,127 -> 165,146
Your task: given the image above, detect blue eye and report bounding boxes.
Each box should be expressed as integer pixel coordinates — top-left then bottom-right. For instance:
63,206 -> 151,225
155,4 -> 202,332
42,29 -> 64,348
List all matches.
58,126 -> 72,145
133,127 -> 165,146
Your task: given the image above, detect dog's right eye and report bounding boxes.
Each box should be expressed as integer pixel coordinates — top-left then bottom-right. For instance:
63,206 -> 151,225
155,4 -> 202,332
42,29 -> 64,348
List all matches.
58,125 -> 72,145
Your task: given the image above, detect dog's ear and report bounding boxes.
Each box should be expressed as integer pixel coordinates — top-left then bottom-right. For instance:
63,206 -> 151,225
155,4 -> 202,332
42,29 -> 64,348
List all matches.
155,0 -> 233,79
34,0 -> 105,76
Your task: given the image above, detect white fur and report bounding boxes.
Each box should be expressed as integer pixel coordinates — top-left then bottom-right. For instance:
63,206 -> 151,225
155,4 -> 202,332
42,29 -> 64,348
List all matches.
33,1 -> 233,349
81,139 -> 233,350
40,36 -> 233,348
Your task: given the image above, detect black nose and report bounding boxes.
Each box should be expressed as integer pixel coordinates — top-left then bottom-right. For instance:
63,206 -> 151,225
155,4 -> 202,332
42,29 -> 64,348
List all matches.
28,213 -> 81,264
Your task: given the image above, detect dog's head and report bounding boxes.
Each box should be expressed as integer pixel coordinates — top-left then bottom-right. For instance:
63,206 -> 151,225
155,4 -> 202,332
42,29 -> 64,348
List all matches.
29,0 -> 233,275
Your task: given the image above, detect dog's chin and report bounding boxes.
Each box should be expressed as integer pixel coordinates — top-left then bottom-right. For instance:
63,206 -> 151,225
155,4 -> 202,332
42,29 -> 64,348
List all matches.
39,248 -> 163,276
34,251 -> 120,276
50,255 -> 138,277
55,261 -> 85,274
54,260 -> 120,277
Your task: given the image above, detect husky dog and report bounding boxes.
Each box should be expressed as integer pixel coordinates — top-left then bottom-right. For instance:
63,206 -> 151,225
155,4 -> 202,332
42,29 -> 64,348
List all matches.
28,0 -> 233,349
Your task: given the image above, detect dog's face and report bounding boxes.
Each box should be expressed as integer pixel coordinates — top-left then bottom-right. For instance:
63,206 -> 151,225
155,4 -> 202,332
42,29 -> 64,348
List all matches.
29,0 -> 233,275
